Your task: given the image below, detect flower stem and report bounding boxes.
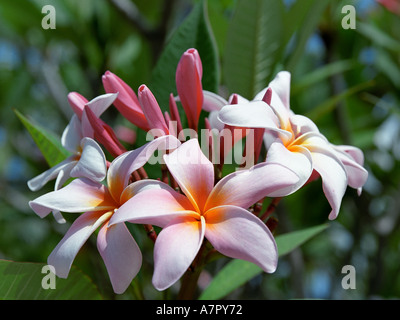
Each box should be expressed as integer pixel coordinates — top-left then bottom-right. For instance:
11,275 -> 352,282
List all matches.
143,224 -> 157,242
177,240 -> 208,300
260,197 -> 282,221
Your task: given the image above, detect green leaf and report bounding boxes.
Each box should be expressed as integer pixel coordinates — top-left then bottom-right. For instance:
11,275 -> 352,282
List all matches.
306,80 -> 375,121
199,224 -> 328,300
291,60 -> 356,95
149,0 -> 219,115
275,224 -> 328,257
223,0 -> 285,99
357,22 -> 400,53
285,0 -> 329,72
14,109 -> 71,167
0,260 -> 102,300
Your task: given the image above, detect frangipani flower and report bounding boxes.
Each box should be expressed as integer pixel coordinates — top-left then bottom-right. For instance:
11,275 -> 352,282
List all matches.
110,138 -> 301,290
29,135 -> 181,294
218,71 -> 368,220
27,94 -> 119,223
27,93 -> 118,193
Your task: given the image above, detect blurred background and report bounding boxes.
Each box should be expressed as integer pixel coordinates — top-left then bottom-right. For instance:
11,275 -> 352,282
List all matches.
0,0 -> 399,299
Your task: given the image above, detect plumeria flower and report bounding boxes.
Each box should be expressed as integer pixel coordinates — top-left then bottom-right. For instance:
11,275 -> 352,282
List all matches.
218,71 -> 368,220
27,93 -> 117,192
29,135 -> 181,294
27,93 -> 118,222
110,138 -> 301,290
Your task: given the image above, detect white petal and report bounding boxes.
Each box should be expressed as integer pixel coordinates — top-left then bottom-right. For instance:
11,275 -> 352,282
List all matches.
29,178 -> 116,218
205,205 -> 277,273
27,156 -> 77,192
86,93 -> 118,117
97,221 -> 142,294
48,211 -> 111,278
70,138 -> 107,182
265,141 -> 313,196
152,215 -> 205,291
61,115 -> 83,153
202,90 -> 228,112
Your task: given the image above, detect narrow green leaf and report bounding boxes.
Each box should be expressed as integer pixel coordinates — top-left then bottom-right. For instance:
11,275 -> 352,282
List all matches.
291,60 -> 356,95
306,80 -> 375,121
149,0 -> 219,115
275,224 -> 328,257
0,260 -> 102,300
14,109 -> 70,167
357,22 -> 400,53
285,0 -> 329,72
374,48 -> 400,88
199,224 -> 328,300
282,0 -> 318,46
223,0 -> 285,99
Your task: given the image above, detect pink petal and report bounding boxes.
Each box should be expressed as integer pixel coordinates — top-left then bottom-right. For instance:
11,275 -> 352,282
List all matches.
169,93 -> 183,134
205,160 -> 300,211
204,205 -> 277,273
79,94 -> 117,139
164,139 -> 214,212
83,105 -> 127,158
67,92 -> 88,119
97,221 -> 142,294
176,48 -> 203,131
138,85 -> 169,135
110,187 -> 196,228
48,210 -> 111,278
102,71 -> 150,131
152,215 -> 205,291
107,135 -> 181,202
29,178 -> 117,218
228,93 -> 249,104
70,138 -> 107,182
119,179 -> 180,205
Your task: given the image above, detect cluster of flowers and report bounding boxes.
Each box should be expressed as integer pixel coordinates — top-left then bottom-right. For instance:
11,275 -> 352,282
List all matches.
28,48 -> 368,294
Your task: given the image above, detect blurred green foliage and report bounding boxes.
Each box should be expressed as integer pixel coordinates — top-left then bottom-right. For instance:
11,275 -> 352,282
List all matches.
1,0 -> 400,299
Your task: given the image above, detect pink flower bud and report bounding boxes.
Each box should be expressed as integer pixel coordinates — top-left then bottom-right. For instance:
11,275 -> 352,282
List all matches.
83,105 -> 126,157
138,85 -> 169,136
175,48 -> 204,131
67,92 -> 88,120
102,71 -> 150,131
